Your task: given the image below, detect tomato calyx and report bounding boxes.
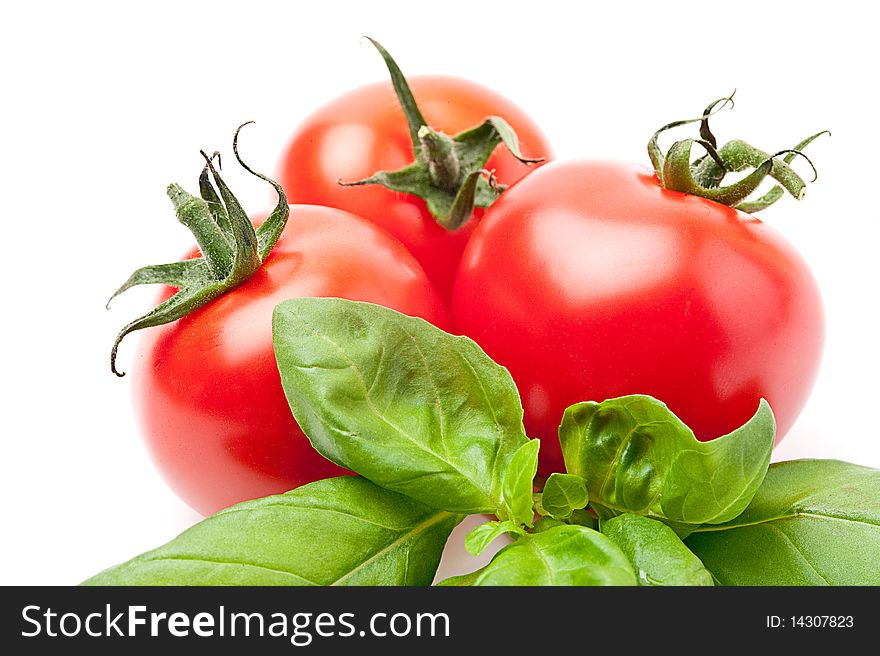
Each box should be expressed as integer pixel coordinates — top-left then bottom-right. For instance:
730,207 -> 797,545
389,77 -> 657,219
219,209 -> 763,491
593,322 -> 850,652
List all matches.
107,123 -> 288,376
338,38 -> 544,230
648,91 -> 829,212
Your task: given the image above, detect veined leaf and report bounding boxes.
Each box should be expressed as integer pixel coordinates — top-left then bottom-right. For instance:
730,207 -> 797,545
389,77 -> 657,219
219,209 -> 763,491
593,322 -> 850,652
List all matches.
601,514 -> 713,586
84,477 -> 460,586
560,395 -> 775,525
272,298 -> 529,517
686,460 -> 880,585
438,525 -> 636,586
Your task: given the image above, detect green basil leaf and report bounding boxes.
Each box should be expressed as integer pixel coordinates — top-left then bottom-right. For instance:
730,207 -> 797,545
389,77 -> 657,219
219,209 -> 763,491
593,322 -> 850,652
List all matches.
560,395 -> 775,525
437,525 -> 637,586
532,492 -> 547,517
83,477 -> 460,586
464,520 -> 527,556
502,439 -> 541,525
567,509 -> 598,530
533,516 -> 566,533
601,514 -> 713,586
542,473 -> 589,520
686,459 -> 880,585
272,298 -> 529,516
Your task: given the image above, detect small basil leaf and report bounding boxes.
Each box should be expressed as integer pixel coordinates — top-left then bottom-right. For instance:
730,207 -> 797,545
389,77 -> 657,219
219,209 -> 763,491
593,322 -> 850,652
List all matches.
434,569 -> 482,587
83,477 -> 461,586
533,516 -> 566,533
686,459 -> 880,585
502,439 -> 540,525
601,514 -> 713,586
272,298 -> 529,516
532,492 -> 547,517
542,473 -> 589,520
567,509 -> 598,530
464,520 -> 527,556
560,395 -> 775,525
437,525 -> 637,586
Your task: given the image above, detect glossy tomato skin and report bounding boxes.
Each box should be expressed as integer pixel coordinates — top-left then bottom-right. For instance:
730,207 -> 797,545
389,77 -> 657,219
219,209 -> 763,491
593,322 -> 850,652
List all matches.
276,75 -> 553,302
451,160 -> 824,475
131,205 -> 448,516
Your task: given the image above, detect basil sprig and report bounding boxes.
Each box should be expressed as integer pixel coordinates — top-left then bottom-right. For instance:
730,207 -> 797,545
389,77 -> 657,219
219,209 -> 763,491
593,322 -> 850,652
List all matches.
90,299 -> 880,586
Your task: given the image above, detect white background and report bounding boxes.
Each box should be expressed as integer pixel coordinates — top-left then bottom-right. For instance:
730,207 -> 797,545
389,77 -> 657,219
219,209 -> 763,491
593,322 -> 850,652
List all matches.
1,1 -> 878,585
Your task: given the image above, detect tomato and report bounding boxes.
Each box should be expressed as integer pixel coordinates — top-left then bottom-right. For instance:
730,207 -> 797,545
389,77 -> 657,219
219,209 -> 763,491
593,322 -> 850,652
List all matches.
131,205 -> 448,516
451,160 -> 824,475
276,76 -> 553,302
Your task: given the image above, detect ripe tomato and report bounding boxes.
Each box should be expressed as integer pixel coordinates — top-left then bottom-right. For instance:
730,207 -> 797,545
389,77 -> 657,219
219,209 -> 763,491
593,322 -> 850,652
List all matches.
451,160 -> 824,475
276,76 -> 553,302
131,205 -> 448,516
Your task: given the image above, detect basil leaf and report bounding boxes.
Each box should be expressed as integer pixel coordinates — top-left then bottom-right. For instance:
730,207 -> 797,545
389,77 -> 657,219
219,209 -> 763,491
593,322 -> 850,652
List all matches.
560,395 -> 775,525
502,439 -> 541,525
601,514 -> 713,586
567,509 -> 598,530
437,525 -> 637,586
83,477 -> 460,586
542,473 -> 589,520
273,298 -> 529,516
686,459 -> 880,585
464,520 -> 527,556
532,492 -> 547,517
533,516 -> 566,533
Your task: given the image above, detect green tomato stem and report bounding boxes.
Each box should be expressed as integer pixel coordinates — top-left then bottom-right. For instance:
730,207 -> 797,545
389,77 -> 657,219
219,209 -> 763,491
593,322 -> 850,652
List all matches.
338,37 -> 544,231
648,94 -> 827,213
108,123 -> 288,376
419,126 -> 461,191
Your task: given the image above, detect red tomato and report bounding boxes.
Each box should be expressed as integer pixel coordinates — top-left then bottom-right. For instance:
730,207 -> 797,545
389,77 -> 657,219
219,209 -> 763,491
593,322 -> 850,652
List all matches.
451,160 -> 824,475
131,205 -> 448,516
276,76 -> 553,302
